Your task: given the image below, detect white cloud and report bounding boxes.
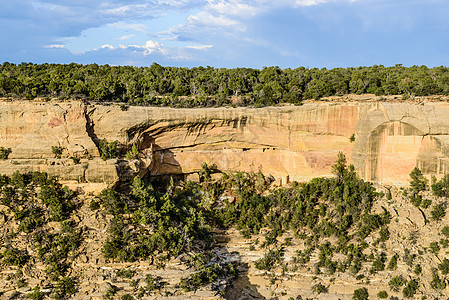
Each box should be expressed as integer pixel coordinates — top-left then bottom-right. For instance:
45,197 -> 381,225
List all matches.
206,0 -> 260,17
103,4 -> 148,16
45,44 -> 65,48
100,44 -> 115,49
295,0 -> 331,6
127,40 -> 166,55
109,22 -> 147,32
186,44 -> 213,50
188,11 -> 239,27
119,34 -> 135,40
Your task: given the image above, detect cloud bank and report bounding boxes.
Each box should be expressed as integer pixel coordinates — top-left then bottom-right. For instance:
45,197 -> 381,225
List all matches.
1,0 -> 448,67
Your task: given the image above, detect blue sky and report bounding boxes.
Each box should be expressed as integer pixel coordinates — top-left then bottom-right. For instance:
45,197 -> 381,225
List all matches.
1,0 -> 448,68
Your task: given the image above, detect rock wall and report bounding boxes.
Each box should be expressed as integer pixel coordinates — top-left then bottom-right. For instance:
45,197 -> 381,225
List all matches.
1,99 -> 449,186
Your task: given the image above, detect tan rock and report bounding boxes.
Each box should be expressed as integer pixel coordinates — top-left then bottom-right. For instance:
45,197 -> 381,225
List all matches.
1,99 -> 449,185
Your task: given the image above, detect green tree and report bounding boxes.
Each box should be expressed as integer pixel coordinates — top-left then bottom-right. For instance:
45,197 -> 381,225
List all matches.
409,167 -> 428,192
352,287 -> 368,300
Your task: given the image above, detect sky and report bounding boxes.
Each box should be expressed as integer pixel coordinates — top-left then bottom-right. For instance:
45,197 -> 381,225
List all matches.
1,0 -> 449,68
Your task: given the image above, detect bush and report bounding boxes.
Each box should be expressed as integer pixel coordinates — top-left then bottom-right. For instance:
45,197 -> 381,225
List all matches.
125,144 -> 139,160
89,200 -> 100,210
442,225 -> 449,238
179,262 -> 238,292
438,258 -> 449,274
377,290 -> 388,299
352,287 -> 369,300
51,146 -> 63,158
389,275 -> 406,291
99,139 -> 118,160
430,272 -> 446,290
145,274 -> 165,292
54,277 -> 77,299
71,156 -> 80,164
27,286 -> 44,300
116,268 -> 135,279
429,241 -> 440,254
254,248 -> 284,271
315,283 -> 328,294
409,167 -> 427,192
402,279 -> 419,298
0,147 -> 11,159
2,247 -> 28,267
413,264 -> 422,275
387,253 -> 399,270
431,203 -> 446,221
370,252 -> 387,273
432,174 -> 449,197
103,285 -> 119,300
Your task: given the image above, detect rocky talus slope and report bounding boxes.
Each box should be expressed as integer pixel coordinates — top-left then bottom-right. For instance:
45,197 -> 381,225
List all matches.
1,176 -> 449,299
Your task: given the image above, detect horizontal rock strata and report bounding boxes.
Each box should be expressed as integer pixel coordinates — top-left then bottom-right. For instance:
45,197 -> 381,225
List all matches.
1,99 -> 449,186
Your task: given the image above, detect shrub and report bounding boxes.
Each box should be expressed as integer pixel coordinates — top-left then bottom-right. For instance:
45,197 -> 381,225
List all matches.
352,287 -> 369,300
379,227 -> 390,242
431,203 -> 446,221
438,258 -> 449,274
27,286 -> 44,300
116,268 -> 135,279
421,198 -> 432,208
125,144 -> 139,160
413,264 -> 422,275
442,225 -> 449,238
389,275 -> 406,291
17,278 -> 27,288
315,283 -> 328,294
54,277 -> 77,299
370,252 -> 387,273
402,279 -> 419,298
432,174 -> 449,197
145,274 -> 165,291
377,290 -> 388,299
99,139 -> 118,160
98,189 -> 123,215
255,248 -> 284,271
179,262 -> 238,292
409,167 -> 427,192
51,146 -> 63,158
387,253 -> 399,270
429,241 -> 440,254
430,272 -> 446,290
89,200 -> 100,210
71,156 -> 80,164
103,285 -> 119,300
2,247 -> 28,267
0,147 -> 11,159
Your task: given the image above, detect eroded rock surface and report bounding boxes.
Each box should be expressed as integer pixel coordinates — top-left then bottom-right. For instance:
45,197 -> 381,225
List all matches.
2,99 -> 449,186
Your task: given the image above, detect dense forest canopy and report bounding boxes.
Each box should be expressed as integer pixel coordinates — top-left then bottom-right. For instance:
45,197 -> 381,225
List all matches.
1,62 -> 449,107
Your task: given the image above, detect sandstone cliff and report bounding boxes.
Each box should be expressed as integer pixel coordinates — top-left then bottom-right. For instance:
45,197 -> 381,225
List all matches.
1,99 -> 449,187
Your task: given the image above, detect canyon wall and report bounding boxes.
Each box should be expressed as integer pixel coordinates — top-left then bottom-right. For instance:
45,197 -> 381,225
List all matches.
1,99 -> 449,187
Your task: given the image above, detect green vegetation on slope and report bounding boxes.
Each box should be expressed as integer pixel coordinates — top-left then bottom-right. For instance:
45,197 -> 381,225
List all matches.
0,172 -> 80,299
2,62 -> 449,106
3,156 -> 449,298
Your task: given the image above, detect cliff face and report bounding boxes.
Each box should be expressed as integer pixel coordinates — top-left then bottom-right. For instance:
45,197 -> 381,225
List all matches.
1,99 -> 449,186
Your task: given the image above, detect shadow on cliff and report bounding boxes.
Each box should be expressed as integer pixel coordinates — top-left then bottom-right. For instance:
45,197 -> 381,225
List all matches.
141,132 -> 184,182
137,132 -> 265,299
224,260 -> 266,300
